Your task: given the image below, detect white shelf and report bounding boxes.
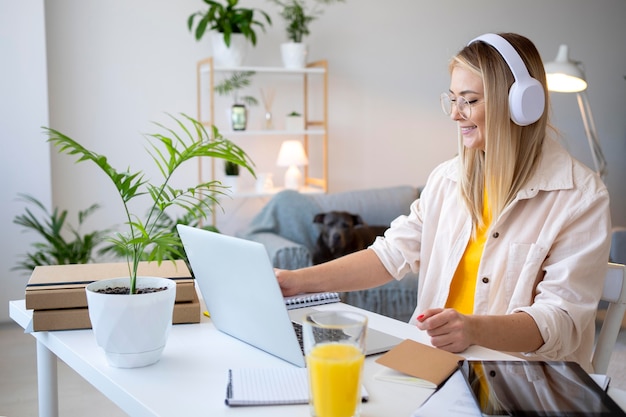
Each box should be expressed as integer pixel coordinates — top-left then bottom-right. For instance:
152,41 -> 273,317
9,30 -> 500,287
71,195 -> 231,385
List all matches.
200,64 -> 326,75
230,186 -> 325,198
219,129 -> 325,136
197,57 -> 329,226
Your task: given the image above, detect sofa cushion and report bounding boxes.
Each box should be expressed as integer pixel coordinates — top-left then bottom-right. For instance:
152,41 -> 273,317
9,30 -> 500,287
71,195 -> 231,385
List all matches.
310,185 -> 418,227
241,189 -> 321,252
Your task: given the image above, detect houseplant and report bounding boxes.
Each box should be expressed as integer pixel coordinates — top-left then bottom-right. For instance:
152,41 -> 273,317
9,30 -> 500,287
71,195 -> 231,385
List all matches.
215,71 -> 258,130
45,113 -> 254,367
98,197 -> 219,263
12,194 -> 109,273
187,0 -> 272,66
223,160 -> 240,192
285,110 -> 304,131
268,0 -> 345,68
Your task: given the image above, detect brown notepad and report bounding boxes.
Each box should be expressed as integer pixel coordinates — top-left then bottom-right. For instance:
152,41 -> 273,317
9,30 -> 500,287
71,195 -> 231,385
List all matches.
375,339 -> 463,388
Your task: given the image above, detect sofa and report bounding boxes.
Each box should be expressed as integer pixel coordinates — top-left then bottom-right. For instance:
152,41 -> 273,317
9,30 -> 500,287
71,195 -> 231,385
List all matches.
238,185 -> 421,322
610,227 -> 626,265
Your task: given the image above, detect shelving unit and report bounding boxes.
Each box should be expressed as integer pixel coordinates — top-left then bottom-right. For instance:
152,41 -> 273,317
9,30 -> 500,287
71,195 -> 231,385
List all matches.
195,58 -> 329,226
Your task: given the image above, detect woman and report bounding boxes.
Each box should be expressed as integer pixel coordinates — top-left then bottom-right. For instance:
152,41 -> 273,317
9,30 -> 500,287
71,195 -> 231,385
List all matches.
276,33 -> 611,372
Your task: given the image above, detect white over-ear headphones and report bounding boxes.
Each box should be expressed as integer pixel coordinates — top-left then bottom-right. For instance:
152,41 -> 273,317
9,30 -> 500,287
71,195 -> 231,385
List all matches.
468,33 -> 545,126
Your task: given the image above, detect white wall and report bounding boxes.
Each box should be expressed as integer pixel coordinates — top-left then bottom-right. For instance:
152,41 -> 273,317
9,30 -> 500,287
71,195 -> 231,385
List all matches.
0,0 -> 50,322
2,0 -> 626,322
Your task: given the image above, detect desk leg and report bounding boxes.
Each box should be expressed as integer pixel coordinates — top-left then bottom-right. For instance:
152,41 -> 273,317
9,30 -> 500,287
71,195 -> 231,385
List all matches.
36,340 -> 59,417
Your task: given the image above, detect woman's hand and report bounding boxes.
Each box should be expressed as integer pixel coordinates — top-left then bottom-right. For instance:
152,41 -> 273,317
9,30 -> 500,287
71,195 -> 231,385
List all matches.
274,268 -> 301,296
415,308 -> 475,353
415,309 -> 543,354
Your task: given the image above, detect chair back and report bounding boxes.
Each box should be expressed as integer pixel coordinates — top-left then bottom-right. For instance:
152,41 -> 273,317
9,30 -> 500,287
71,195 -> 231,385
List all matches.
593,262 -> 626,374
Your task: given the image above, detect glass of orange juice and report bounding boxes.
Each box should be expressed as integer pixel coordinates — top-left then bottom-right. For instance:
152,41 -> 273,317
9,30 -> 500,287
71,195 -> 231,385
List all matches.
303,311 -> 367,417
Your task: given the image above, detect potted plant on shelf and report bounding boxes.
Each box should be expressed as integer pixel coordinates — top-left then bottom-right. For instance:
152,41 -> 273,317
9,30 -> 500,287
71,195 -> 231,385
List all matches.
285,110 -> 305,131
215,71 -> 258,131
268,0 -> 345,68
223,160 -> 240,192
45,114 -> 254,368
188,0 -> 272,67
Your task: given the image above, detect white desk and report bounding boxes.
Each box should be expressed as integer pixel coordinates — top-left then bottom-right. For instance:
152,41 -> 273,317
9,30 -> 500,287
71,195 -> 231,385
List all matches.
9,299 -> 626,417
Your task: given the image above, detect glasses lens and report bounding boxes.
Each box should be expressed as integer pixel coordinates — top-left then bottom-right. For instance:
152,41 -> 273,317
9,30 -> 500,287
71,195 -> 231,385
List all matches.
440,93 -> 452,115
457,97 -> 470,120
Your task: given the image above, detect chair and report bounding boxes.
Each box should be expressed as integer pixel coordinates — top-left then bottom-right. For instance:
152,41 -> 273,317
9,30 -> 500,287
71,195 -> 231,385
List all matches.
592,262 -> 626,374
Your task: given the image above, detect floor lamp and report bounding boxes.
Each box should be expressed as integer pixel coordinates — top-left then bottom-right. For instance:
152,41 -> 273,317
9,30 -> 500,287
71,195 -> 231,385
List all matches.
544,45 -> 608,180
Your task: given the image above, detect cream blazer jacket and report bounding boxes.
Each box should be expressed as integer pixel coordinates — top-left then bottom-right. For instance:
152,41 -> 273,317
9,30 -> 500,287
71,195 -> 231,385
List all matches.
371,137 -> 611,371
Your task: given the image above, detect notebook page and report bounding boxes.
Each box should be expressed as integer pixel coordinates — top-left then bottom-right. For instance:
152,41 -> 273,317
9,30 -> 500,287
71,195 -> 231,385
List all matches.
226,367 -> 369,406
226,368 -> 309,406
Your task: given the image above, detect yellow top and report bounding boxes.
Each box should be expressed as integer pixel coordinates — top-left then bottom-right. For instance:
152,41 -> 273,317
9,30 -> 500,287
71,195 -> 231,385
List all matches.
445,192 -> 492,315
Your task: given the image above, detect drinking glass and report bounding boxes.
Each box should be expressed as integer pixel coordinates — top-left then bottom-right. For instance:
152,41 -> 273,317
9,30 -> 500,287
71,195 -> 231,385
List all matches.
303,310 -> 367,417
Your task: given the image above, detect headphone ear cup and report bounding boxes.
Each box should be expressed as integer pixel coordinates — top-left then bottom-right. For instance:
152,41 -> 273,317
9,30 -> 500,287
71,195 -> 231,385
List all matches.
508,78 -> 545,126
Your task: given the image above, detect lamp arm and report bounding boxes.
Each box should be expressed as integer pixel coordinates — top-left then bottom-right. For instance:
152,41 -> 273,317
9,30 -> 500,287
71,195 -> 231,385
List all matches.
576,91 -> 608,180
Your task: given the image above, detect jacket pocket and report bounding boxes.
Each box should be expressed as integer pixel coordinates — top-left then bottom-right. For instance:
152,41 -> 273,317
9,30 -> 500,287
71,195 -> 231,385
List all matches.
506,243 -> 548,310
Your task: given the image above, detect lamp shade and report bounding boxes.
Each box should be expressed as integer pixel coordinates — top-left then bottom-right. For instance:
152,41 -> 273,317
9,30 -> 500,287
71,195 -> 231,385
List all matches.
544,45 -> 588,93
276,140 -> 308,167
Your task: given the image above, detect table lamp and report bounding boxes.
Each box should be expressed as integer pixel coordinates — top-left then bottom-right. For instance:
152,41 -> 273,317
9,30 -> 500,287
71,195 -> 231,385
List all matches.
276,140 -> 308,190
544,44 -> 607,179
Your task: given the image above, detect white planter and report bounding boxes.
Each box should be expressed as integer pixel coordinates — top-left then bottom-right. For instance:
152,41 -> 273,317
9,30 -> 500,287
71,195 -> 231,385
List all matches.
280,42 -> 308,69
222,175 -> 240,193
211,32 -> 248,67
85,276 -> 176,368
285,114 -> 305,131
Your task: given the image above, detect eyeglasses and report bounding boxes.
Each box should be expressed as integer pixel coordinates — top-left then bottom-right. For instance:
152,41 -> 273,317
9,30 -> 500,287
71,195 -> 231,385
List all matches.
440,93 -> 483,120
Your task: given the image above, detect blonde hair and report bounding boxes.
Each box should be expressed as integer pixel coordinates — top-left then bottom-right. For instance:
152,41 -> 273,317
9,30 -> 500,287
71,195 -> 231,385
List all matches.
450,33 -> 550,232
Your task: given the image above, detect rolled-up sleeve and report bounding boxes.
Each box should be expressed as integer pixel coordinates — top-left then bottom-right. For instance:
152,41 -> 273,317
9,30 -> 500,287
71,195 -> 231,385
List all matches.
370,199 -> 423,280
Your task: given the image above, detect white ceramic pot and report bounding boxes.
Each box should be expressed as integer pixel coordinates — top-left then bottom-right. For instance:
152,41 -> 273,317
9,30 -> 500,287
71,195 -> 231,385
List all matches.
285,114 -> 305,131
211,32 -> 248,67
85,276 -> 176,368
222,175 -> 240,193
280,42 -> 308,69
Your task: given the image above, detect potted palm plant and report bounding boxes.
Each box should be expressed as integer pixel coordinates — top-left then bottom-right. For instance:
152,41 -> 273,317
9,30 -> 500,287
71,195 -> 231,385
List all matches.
268,0 -> 345,68
45,114 -> 254,368
188,0 -> 272,67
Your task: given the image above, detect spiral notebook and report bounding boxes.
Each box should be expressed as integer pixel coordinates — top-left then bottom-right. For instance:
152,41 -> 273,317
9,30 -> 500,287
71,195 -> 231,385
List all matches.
283,292 -> 341,310
225,367 -> 369,406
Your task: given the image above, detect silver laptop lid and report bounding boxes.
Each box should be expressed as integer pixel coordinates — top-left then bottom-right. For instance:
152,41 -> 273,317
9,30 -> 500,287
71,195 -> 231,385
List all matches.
177,224 -> 306,367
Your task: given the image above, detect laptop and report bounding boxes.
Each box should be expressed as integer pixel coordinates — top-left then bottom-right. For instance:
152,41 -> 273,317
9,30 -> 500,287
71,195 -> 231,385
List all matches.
177,224 -> 403,367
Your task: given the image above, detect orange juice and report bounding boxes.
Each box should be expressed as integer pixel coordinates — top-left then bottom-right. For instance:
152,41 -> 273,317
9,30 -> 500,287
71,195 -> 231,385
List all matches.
307,343 -> 365,417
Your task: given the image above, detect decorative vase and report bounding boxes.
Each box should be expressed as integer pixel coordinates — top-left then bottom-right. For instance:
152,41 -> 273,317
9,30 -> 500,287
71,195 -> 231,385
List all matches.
231,104 -> 247,131
280,42 -> 308,69
211,32 -> 248,67
85,276 -> 176,368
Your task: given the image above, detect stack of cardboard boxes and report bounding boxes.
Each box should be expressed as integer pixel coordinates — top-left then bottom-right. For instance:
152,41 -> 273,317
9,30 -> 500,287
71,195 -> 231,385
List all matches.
25,260 -> 200,331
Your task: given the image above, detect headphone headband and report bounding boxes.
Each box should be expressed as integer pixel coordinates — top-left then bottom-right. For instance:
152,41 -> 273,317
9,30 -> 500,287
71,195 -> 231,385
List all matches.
468,33 -> 545,126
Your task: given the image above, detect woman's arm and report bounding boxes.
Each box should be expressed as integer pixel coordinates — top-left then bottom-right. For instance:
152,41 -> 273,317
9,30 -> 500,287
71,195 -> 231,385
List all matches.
276,248 -> 395,296
416,308 -> 543,353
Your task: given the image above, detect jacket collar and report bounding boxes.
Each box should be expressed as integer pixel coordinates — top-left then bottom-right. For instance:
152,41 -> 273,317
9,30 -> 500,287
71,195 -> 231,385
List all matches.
442,137 -> 574,197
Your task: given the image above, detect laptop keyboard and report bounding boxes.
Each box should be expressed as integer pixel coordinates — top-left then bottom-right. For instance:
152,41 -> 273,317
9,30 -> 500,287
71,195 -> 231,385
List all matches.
291,321 -> 350,355
292,321 -> 305,354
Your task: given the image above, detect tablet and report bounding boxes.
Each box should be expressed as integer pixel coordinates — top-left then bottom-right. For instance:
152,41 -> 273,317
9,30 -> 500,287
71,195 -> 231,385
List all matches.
458,360 -> 625,417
